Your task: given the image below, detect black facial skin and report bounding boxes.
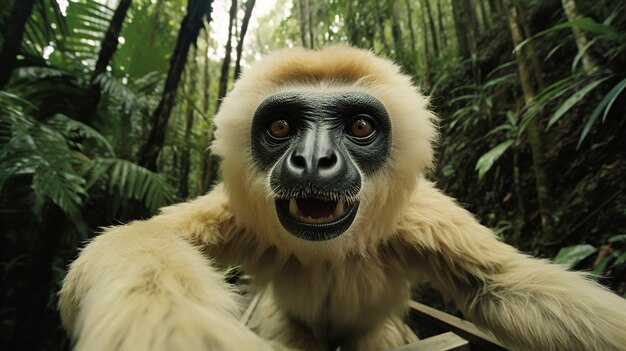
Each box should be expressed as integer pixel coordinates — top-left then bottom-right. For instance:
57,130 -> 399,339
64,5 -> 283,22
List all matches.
250,91 -> 392,241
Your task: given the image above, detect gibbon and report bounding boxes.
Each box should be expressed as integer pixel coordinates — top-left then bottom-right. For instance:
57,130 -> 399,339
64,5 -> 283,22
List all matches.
60,45 -> 626,351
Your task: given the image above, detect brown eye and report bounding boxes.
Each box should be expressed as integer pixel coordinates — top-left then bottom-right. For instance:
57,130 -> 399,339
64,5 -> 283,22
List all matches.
269,119 -> 290,138
350,119 -> 374,138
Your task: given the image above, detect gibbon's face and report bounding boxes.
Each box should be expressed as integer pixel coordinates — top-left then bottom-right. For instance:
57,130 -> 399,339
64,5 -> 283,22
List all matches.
213,45 -> 436,257
250,91 -> 392,241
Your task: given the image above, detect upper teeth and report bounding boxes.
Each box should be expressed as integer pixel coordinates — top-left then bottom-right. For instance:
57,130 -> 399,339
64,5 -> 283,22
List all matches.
288,198 -> 346,224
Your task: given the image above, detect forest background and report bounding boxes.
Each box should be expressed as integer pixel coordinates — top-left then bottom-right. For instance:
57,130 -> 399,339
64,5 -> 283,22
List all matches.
1,0 -> 625,349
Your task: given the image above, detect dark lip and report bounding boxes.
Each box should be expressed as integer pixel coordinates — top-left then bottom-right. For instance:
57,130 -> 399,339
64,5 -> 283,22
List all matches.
274,197 -> 360,241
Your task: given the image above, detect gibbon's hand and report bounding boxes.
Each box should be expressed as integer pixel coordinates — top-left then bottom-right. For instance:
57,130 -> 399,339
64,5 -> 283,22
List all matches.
59,221 -> 273,351
59,187 -> 283,351
399,180 -> 626,351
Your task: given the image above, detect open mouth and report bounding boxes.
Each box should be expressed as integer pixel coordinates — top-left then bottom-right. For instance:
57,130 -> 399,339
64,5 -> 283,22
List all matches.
275,197 -> 359,241
286,198 -> 348,224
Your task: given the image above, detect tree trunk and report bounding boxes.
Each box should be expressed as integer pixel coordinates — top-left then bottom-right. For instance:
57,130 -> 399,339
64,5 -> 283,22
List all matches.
404,0 -> 417,52
505,0 -> 556,244
479,0 -> 489,30
306,0 -> 315,49
202,27 -> 211,116
423,0 -> 440,57
91,0 -> 133,84
488,0 -> 503,15
0,0 -> 36,89
419,0 -> 431,85
437,0 -> 447,48
138,0 -> 213,172
216,0 -> 237,112
464,0 -> 481,37
560,0 -> 596,72
452,0 -> 479,72
179,46 -> 198,199
202,0 -> 238,189
199,25 -> 213,194
451,0 -> 470,58
295,0 -> 308,48
513,0 -> 545,89
375,0 -> 390,53
391,3 -> 404,59
233,0 -> 256,80
346,0 -> 359,46
79,0 -> 133,125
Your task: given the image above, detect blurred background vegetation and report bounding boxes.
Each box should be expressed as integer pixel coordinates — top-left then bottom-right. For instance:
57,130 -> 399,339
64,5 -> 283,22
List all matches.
1,0 -> 625,349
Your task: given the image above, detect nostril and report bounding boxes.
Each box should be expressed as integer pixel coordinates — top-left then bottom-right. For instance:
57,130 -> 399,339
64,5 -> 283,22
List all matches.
291,154 -> 307,169
318,154 -> 337,169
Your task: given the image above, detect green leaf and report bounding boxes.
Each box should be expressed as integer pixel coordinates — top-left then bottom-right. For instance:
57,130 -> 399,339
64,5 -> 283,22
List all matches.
515,18 -> 623,52
47,114 -> 115,155
547,18 -> 621,39
572,38 -> 597,72
601,78 -> 626,122
449,94 -> 482,105
545,41 -> 569,61
485,61 -> 516,81
483,74 -> 515,89
592,256 -> 612,275
485,97 -> 493,109
554,245 -> 597,267
0,109 -> 87,220
578,78 -> 626,148
615,251 -> 626,266
506,111 -> 516,125
547,77 -> 611,129
608,234 -> 626,243
475,140 -> 514,180
86,158 -> 175,212
484,124 -> 513,138
451,106 -> 476,120
523,74 -> 581,126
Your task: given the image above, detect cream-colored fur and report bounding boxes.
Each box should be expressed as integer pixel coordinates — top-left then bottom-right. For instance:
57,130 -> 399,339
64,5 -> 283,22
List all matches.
60,45 -> 626,351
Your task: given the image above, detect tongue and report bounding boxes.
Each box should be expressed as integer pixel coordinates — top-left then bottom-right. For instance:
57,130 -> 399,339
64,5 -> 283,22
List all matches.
296,199 -> 337,218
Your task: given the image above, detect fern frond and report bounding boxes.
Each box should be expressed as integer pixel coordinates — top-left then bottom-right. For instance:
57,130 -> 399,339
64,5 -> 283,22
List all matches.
0,106 -> 87,219
47,113 -> 114,155
85,158 -> 175,212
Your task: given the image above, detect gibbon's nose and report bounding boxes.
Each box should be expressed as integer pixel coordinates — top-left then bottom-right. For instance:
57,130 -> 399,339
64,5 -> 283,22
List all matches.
287,128 -> 345,181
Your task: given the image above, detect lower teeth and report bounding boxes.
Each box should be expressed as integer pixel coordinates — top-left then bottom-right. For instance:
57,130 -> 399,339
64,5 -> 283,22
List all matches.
287,199 -> 347,224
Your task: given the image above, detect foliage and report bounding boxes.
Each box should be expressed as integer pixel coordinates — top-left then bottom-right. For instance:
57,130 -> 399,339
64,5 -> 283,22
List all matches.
553,244 -> 597,267
0,91 -> 175,220
0,92 -> 86,222
86,157 -> 174,212
0,1 -> 182,346
556,234 -> 626,287
521,13 -> 626,148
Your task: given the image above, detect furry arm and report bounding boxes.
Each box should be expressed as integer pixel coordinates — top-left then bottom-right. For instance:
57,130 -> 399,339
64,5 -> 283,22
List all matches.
59,185 -> 276,351
398,180 -> 626,351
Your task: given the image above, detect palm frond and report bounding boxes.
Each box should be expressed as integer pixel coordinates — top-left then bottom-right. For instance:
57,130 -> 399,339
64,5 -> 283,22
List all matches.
46,113 -> 115,155
85,158 -> 175,212
54,0 -> 115,69
97,73 -> 142,114
9,66 -> 85,118
0,96 -> 87,219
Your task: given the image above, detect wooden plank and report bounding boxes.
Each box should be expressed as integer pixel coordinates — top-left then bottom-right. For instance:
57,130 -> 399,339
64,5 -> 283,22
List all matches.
390,332 -> 470,351
408,301 -> 508,351
240,289 -> 263,326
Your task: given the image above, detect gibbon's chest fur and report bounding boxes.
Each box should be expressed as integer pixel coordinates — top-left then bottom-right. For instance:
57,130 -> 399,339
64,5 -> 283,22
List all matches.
234,233 -> 417,337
